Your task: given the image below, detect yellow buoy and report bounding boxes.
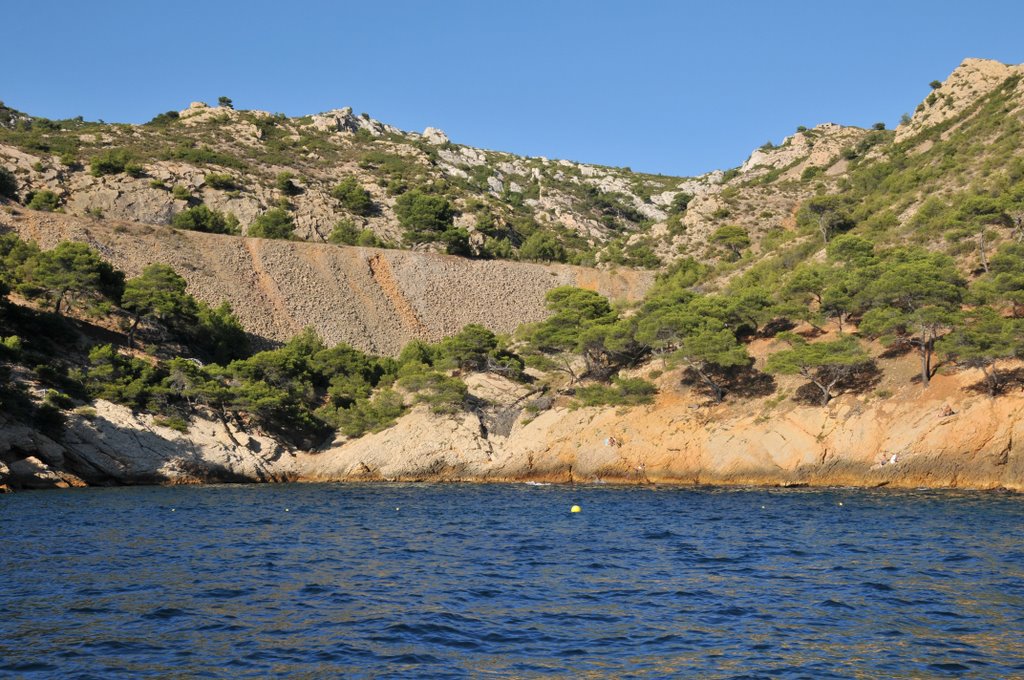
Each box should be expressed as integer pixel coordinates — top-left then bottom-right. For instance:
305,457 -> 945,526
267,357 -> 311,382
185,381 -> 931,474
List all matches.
570,505 -> 582,513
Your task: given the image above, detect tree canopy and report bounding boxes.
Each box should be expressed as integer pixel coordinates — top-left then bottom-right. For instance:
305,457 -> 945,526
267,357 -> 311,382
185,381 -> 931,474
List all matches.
394,189 -> 455,244
16,242 -> 123,315
765,332 -> 870,405
121,264 -> 197,347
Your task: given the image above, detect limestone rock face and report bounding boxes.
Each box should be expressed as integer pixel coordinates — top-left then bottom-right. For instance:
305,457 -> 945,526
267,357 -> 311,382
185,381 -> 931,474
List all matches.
422,127 -> 450,145
0,401 -> 297,489
293,368 -> 1024,491
740,123 -> 866,179
896,58 -> 1024,142
3,362 -> 1023,491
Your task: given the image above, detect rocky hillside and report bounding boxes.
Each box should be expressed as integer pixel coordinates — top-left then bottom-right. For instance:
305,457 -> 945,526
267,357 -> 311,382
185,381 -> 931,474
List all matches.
4,210 -> 652,354
0,83 -> 879,270
4,57 -> 1024,493
4,58 -> 1023,278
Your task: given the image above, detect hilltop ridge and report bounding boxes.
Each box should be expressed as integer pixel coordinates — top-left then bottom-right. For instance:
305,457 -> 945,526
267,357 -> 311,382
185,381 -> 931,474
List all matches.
4,58 -> 1021,280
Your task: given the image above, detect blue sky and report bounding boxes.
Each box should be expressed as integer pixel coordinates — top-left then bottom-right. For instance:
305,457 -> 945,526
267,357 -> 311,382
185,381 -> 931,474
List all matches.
5,1 -> 1024,176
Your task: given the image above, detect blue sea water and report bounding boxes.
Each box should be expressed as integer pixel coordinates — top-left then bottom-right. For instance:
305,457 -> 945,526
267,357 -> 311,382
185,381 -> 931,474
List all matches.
1,483 -> 1023,678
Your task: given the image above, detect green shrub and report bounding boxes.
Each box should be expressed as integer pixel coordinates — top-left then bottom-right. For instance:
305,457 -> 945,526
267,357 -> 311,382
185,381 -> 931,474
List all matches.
90,149 -> 142,177
171,184 -> 191,200
191,301 -> 250,363
147,111 -> 180,126
331,177 -> 375,216
328,219 -> 382,247
26,190 -> 60,211
204,173 -> 237,190
441,227 -> 472,256
721,168 -> 741,183
710,224 -> 751,259
43,389 -> 75,410
394,189 -> 454,243
574,377 -> 657,408
481,236 -> 516,259
248,208 -> 295,239
172,205 -> 239,234
397,363 -> 467,414
162,145 -> 246,170
0,335 -> 22,359
0,167 -> 19,200
319,389 -> 405,437
519,232 -> 566,262
669,192 -> 693,214
154,415 -> 189,432
275,172 -> 301,196
801,166 -> 824,181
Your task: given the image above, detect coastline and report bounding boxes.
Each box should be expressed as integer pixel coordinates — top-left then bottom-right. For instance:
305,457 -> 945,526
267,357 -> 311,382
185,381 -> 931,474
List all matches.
4,365 -> 1023,493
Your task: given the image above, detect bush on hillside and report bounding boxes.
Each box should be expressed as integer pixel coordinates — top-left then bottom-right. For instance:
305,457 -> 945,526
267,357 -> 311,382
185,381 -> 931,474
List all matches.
248,208 -> 295,239
0,166 -> 18,200
26,190 -> 60,212
331,177 -> 375,216
172,205 -> 239,234
90,149 -> 143,178
394,189 -> 454,244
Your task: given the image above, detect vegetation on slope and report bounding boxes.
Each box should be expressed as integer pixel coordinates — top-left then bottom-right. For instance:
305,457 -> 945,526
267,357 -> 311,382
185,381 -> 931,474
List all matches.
0,233 -> 532,444
0,100 -> 681,266
3,61 -> 1024,447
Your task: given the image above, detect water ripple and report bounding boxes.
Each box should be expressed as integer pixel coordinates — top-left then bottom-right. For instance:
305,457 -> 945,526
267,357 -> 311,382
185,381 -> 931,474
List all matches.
1,484 -> 1023,677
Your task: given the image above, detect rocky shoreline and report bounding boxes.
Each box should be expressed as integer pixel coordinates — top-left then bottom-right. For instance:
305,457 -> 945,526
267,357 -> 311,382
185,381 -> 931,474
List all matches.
4,366 -> 1023,493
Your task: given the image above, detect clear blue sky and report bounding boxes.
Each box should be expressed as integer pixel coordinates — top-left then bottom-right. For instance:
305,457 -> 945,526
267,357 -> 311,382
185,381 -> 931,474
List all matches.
5,1 -> 1024,176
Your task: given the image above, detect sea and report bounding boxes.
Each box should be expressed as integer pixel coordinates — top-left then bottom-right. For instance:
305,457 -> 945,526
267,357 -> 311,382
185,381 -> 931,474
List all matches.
1,483 -> 1022,678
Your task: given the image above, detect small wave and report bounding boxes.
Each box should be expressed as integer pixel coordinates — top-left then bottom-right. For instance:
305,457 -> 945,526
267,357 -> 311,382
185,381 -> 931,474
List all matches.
85,639 -> 165,653
68,606 -> 112,614
300,584 -> 331,595
642,530 -> 677,540
862,581 -> 894,592
929,662 -> 971,672
0,662 -> 59,672
556,647 -> 590,657
382,653 -> 445,664
199,587 -> 252,599
712,605 -> 753,618
927,609 -> 971,619
141,607 -> 190,620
